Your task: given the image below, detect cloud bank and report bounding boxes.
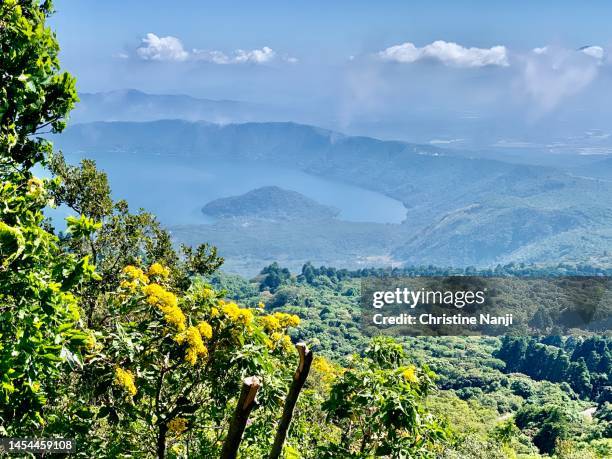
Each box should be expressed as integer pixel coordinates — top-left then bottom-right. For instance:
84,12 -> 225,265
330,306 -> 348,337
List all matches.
134,33 -> 294,65
373,39 -> 607,113
378,40 -> 509,67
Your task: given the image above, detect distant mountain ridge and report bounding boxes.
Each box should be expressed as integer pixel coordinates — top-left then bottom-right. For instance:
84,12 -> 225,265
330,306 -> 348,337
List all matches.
54,119 -> 612,271
72,89 -> 283,124
54,119 -> 582,217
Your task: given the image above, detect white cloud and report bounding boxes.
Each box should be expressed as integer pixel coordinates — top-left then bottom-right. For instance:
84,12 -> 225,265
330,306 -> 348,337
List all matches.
234,46 -> 276,63
133,33 -> 293,65
193,46 -> 293,64
136,33 -> 189,62
378,40 -> 509,67
580,45 -> 604,60
532,46 -> 549,55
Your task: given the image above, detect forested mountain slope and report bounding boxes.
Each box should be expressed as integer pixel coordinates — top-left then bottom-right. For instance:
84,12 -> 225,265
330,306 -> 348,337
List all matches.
55,120 -> 612,271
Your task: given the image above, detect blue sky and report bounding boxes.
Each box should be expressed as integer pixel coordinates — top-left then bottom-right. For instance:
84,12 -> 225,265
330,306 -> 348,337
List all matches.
51,1 -> 612,147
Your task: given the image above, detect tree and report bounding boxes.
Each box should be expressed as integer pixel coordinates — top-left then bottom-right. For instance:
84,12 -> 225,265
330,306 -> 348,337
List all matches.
494,336 -> 527,372
48,153 -> 223,327
515,404 -> 572,455
1,0 -> 77,168
72,263 -> 303,457
0,0 -> 94,433
320,337 -> 450,457
568,358 -> 592,398
550,349 -> 570,383
260,262 -> 291,293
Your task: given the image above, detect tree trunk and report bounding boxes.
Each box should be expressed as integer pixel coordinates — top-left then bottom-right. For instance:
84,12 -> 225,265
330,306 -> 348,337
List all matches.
268,343 -> 314,459
157,423 -> 168,459
220,376 -> 261,459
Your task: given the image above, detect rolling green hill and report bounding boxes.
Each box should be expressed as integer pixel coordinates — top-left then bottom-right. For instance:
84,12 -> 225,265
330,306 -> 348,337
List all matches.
202,186 -> 340,220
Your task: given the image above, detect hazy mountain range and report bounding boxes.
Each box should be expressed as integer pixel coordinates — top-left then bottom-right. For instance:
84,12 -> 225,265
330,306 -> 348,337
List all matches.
52,91 -> 612,274
72,89 -> 290,125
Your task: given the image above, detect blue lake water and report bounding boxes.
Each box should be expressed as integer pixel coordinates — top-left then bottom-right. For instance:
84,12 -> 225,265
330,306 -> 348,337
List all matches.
53,152 -> 407,225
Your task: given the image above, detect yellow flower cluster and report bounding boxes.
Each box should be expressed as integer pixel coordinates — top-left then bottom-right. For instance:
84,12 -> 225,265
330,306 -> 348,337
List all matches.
219,302 -> 254,326
275,312 -> 300,327
176,326 -> 208,365
121,265 -> 150,290
167,417 -> 188,435
260,315 -> 280,332
143,283 -> 186,331
114,367 -> 137,396
197,321 -> 213,340
267,331 -> 293,352
148,262 -> 170,278
402,365 -> 419,384
312,356 -> 343,384
312,355 -> 334,374
261,312 -> 300,332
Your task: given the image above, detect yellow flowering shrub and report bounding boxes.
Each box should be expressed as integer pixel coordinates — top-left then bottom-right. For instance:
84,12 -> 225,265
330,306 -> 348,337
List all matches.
143,283 -> 186,331
98,265 -> 312,456
219,301 -> 254,326
176,326 -> 208,365
259,312 -> 299,333
114,367 -> 137,396
198,287 -> 215,300
148,262 -> 170,278
311,356 -> 343,386
273,312 -> 300,328
122,265 -> 149,285
312,356 -> 333,375
260,315 -> 281,332
265,331 -> 294,353
402,365 -> 419,384
271,331 -> 283,342
280,334 -> 294,353
119,280 -> 137,290
197,321 -> 213,340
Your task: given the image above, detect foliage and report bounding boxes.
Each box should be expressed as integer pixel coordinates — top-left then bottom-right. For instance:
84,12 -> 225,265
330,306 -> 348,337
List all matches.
48,152 -> 224,327
319,337 -> 450,457
1,0 -> 78,168
0,0 -> 88,434
496,336 -> 611,400
72,266 -> 301,457
0,170 -> 96,432
2,3 -> 610,457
